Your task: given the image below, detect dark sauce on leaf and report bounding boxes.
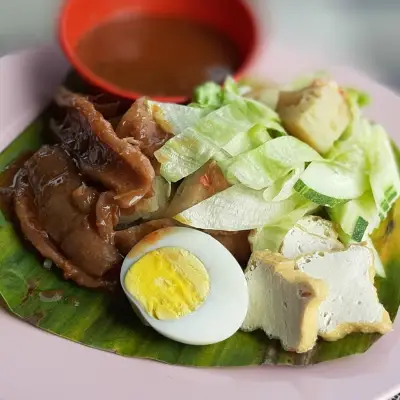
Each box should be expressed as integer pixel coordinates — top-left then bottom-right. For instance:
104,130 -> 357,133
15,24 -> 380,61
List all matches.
0,153 -> 33,221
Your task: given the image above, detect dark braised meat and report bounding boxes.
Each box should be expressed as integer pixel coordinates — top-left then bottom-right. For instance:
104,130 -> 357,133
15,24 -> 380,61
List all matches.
53,89 -> 155,208
95,191 -> 120,245
115,218 -> 178,255
203,230 -> 251,266
88,92 -> 131,120
115,97 -> 172,172
14,145 -> 122,289
115,218 -> 250,266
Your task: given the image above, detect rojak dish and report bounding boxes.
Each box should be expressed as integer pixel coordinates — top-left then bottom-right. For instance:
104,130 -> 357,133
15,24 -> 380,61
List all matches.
1,75 -> 399,358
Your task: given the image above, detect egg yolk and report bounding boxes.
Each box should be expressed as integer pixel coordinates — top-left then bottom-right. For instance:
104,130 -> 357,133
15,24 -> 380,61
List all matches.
124,247 -> 210,320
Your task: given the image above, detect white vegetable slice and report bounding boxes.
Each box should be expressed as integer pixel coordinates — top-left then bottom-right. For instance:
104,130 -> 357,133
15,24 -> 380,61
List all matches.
296,245 -> 392,340
174,185 -> 305,231
294,161 -> 368,206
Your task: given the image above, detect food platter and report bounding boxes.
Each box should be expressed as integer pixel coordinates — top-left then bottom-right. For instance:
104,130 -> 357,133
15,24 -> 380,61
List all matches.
0,43 -> 399,400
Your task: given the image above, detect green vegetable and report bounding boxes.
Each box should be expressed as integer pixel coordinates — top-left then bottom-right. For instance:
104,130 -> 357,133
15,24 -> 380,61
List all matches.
155,96 -> 285,182
294,161 -> 368,206
263,165 -> 305,202
220,124 -> 272,159
149,101 -> 211,135
222,136 -> 321,190
344,87 -> 371,108
329,191 -> 379,242
367,124 -> 400,220
192,82 -> 223,109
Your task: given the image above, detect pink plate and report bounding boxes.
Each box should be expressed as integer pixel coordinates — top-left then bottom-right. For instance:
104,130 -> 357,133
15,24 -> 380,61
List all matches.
0,43 -> 399,400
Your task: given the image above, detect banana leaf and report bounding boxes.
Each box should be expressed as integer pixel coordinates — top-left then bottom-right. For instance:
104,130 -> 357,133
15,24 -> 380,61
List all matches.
0,118 -> 400,367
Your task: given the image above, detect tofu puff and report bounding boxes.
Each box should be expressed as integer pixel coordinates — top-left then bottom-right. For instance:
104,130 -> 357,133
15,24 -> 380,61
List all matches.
241,245 -> 392,353
241,251 -> 327,353
277,80 -> 350,154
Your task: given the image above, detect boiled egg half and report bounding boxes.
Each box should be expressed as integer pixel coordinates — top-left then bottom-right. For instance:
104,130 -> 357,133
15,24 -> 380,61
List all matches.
120,227 -> 248,345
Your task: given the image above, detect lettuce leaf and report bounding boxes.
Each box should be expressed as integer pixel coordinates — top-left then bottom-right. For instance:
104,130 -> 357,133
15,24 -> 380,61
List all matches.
155,97 -> 285,182
149,101 -> 211,135
192,82 -> 223,109
263,165 -> 305,202
222,136 -> 321,190
344,87 -> 371,108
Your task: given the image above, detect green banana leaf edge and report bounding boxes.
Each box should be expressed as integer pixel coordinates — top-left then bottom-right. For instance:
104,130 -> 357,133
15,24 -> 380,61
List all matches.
0,116 -> 399,367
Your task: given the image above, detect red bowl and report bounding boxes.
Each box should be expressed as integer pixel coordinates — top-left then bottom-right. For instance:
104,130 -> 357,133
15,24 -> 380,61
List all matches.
58,0 -> 261,103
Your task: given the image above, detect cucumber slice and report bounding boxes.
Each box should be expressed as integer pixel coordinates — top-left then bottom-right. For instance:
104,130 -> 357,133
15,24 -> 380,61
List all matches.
294,161 -> 368,207
367,124 -> 400,220
328,191 -> 379,242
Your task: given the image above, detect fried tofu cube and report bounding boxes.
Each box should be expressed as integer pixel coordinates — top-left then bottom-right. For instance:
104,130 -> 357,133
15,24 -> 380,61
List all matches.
277,80 -> 350,154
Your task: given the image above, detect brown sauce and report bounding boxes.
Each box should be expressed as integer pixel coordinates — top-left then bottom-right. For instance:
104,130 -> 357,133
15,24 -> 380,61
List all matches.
75,15 -> 240,97
0,153 -> 32,220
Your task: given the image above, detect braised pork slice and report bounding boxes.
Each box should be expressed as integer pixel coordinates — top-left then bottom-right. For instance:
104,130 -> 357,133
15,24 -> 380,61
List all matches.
14,146 -> 122,289
53,89 -> 155,208
115,218 -> 250,266
116,97 -> 172,159
115,219 -> 178,255
88,92 -> 131,120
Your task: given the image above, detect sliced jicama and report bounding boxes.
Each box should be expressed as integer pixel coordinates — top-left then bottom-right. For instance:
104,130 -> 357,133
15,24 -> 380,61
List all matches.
174,185 -> 307,231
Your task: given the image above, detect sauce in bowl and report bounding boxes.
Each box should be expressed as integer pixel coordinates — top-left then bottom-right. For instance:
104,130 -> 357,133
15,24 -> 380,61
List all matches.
75,15 -> 241,98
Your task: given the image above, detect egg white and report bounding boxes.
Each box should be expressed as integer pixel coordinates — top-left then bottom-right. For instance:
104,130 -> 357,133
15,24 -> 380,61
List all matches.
120,227 -> 248,345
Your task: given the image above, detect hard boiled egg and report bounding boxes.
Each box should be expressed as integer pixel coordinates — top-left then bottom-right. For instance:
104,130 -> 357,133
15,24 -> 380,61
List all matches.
120,227 -> 248,345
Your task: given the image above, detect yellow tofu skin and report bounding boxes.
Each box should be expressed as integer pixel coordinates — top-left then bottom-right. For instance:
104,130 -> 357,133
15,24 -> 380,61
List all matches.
124,247 -> 210,320
278,80 -> 350,154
